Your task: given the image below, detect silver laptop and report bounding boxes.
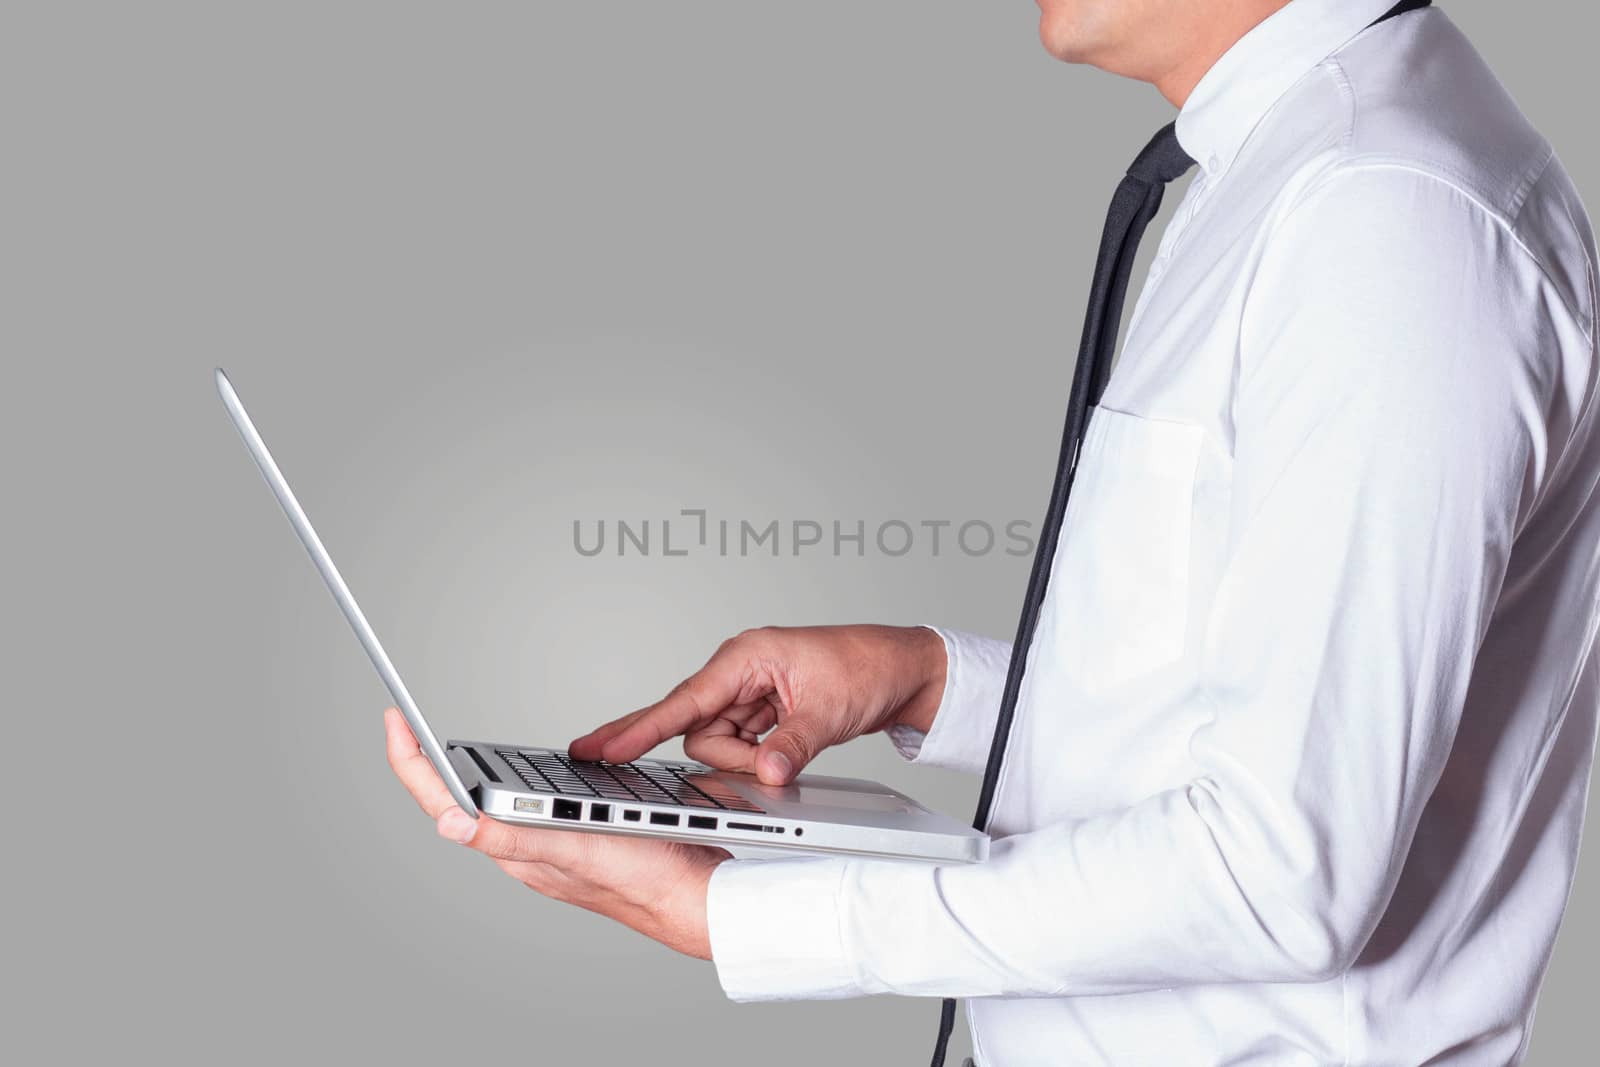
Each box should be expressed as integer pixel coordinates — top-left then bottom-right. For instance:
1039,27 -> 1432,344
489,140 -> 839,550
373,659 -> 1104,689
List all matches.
218,369 -> 987,863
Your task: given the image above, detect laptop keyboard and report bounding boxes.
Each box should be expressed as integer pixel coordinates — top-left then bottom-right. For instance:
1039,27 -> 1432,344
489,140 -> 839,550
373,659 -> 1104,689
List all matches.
496,749 -> 765,814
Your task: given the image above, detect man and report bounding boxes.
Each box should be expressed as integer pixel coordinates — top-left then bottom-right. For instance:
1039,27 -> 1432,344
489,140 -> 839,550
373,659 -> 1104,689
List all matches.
385,0 -> 1600,1062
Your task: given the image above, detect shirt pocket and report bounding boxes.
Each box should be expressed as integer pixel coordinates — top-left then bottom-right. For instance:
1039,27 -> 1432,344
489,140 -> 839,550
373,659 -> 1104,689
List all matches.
1044,405 -> 1203,695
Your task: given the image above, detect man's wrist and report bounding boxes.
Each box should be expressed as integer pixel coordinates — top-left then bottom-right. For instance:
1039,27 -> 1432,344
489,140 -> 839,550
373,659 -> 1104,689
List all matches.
891,625 -> 948,736
644,850 -> 724,961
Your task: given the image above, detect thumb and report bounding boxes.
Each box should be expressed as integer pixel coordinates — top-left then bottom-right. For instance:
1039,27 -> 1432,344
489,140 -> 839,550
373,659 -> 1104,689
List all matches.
754,718 -> 825,786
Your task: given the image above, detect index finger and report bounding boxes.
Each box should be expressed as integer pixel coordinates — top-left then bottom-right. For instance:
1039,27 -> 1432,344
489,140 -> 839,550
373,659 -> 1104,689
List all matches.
568,706 -> 651,762
594,659 -> 759,765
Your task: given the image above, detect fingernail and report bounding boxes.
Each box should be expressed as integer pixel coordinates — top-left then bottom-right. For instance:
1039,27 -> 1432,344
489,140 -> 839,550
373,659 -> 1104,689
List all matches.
762,751 -> 792,782
437,807 -> 477,845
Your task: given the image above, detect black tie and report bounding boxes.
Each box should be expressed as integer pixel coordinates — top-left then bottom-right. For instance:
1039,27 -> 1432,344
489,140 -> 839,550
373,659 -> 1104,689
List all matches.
926,4 -> 1431,1065
968,117 -> 1193,835
923,121 -> 1193,1067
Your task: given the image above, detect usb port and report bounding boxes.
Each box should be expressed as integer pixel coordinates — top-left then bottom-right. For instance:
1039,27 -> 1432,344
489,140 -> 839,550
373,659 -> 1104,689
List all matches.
649,812 -> 680,827
687,816 -> 717,831
623,809 -> 641,822
552,799 -> 582,821
589,803 -> 611,823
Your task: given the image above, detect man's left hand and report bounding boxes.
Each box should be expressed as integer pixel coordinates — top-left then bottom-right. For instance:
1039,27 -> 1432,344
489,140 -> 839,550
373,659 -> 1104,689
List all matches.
383,707 -> 728,960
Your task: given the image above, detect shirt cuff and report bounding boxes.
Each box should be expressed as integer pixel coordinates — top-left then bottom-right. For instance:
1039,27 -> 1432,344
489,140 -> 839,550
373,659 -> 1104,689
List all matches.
885,626 -> 1011,774
707,857 -> 861,1002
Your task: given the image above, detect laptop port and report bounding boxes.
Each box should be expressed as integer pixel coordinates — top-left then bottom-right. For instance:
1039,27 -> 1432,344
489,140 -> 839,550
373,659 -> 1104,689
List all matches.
687,816 -> 717,831
588,803 -> 611,823
649,812 -> 681,827
553,799 -> 583,821
623,809 -> 641,822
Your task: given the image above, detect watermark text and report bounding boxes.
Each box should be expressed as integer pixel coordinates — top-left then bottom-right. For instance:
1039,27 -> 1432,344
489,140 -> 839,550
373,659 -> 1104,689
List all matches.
572,509 -> 1035,559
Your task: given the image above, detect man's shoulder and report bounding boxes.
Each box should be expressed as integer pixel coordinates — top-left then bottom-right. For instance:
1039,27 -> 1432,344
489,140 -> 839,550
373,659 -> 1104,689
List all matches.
1330,11 -> 1593,340
1325,9 -> 1550,228
1253,11 -> 1595,342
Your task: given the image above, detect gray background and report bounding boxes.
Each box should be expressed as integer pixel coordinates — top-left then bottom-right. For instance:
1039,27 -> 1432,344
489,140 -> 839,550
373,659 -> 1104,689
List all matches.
4,2 -> 1595,1063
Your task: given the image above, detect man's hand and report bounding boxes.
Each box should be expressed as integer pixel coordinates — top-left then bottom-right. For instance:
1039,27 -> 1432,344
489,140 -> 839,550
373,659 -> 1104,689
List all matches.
384,707 -> 727,959
569,625 -> 947,785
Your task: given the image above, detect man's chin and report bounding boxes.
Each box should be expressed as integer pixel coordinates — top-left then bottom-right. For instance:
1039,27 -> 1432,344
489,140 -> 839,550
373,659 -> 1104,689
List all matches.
1038,15 -> 1090,63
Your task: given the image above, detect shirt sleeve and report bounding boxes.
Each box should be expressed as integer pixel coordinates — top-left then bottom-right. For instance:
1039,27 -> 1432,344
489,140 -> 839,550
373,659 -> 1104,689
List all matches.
883,626 -> 1011,774
707,165 -> 1556,1001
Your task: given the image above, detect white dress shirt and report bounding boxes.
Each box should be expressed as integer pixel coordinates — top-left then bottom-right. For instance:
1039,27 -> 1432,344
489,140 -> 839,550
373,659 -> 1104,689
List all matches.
707,3 -> 1600,1063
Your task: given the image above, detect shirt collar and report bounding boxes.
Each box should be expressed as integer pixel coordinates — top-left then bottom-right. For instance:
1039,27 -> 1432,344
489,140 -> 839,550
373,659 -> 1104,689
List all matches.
1176,0 -> 1400,175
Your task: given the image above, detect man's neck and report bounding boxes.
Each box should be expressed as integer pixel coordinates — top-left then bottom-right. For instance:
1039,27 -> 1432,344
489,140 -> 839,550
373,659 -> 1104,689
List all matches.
1146,0 -> 1291,109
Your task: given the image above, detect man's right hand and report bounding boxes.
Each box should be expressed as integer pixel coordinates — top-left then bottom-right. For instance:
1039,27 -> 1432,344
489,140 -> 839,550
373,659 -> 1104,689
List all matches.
568,625 -> 947,786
